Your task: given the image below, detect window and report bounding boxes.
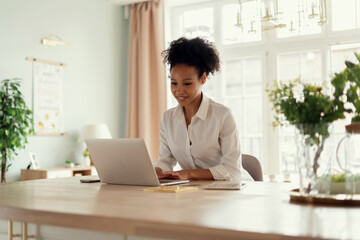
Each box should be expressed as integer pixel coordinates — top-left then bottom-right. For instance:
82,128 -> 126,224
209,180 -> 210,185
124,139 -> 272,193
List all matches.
278,50 -> 322,84
166,0 -> 360,175
277,50 -> 322,173
277,0 -> 322,38
331,0 -> 360,31
222,57 -> 263,159
222,3 -> 262,44
180,8 -> 214,41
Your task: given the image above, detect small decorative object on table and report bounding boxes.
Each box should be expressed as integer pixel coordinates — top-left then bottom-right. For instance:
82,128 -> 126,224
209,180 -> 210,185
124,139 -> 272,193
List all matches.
65,160 -> 74,168
29,152 -> 41,170
267,76 -> 349,196
77,124 -> 112,166
82,149 -> 91,166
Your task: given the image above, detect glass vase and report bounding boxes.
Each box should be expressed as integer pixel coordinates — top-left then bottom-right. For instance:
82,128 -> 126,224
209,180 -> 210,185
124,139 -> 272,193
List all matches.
83,156 -> 91,166
295,123 -> 334,195
336,123 -> 360,195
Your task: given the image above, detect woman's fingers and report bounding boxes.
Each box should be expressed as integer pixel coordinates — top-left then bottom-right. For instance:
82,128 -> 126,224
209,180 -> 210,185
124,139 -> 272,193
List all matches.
162,171 -> 179,179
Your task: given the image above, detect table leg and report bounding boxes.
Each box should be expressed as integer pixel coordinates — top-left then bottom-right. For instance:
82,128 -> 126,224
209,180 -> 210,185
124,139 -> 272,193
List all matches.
8,221 -> 12,240
22,222 -> 27,240
8,221 -> 20,240
8,221 -> 35,240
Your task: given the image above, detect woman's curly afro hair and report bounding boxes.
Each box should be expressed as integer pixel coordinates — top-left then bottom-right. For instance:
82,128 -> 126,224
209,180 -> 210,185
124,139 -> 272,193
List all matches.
162,37 -> 220,78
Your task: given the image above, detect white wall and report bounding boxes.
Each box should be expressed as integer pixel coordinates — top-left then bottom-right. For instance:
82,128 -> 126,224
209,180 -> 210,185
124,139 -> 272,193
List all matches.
0,0 -> 129,182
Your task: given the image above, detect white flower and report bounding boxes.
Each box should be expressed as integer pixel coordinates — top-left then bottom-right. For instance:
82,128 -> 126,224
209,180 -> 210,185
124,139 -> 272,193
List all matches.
293,83 -> 304,103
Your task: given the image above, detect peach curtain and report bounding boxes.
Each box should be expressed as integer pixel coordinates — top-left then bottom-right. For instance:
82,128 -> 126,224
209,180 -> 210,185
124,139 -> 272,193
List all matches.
126,0 -> 166,162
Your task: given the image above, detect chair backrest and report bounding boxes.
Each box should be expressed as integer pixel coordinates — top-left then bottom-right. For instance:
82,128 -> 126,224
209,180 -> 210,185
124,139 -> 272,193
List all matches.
242,154 -> 263,181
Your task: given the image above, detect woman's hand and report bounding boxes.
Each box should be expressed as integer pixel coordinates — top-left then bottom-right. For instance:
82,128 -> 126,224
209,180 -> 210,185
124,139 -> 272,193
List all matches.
163,170 -> 192,180
156,168 -> 214,180
155,167 -> 167,179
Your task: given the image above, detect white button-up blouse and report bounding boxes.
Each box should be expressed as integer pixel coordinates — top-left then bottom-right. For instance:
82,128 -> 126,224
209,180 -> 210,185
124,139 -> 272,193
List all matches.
154,94 -> 253,182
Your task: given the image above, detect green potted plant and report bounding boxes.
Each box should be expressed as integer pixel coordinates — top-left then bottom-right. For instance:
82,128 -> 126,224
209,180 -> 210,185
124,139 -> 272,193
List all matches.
332,52 -> 360,194
65,160 -> 74,168
331,52 -> 360,132
267,78 -> 347,195
0,78 -> 33,183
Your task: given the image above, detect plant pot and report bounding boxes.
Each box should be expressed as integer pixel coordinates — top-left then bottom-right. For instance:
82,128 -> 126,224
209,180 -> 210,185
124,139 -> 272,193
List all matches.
83,156 -> 91,166
65,163 -> 74,168
336,123 -> 360,195
295,123 -> 334,195
345,122 -> 360,134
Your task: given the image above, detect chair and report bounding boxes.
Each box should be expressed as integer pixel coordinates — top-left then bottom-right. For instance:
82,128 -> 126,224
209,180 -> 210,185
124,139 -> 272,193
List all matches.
242,154 -> 263,181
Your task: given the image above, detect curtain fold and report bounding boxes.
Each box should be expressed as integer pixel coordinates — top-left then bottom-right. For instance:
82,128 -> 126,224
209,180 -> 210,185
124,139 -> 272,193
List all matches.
126,0 -> 166,162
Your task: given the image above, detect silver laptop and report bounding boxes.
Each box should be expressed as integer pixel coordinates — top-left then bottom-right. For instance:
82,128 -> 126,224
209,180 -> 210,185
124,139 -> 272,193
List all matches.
85,138 -> 189,186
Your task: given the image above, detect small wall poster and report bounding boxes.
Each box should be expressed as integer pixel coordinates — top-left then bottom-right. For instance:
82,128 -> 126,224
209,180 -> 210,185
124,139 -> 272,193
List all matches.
33,61 -> 64,134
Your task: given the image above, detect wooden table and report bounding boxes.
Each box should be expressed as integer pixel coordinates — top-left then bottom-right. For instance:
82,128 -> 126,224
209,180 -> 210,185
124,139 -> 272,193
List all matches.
0,177 -> 359,240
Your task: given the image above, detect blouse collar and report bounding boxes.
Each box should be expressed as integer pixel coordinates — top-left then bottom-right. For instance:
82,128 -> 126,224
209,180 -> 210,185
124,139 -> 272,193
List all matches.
174,93 -> 210,122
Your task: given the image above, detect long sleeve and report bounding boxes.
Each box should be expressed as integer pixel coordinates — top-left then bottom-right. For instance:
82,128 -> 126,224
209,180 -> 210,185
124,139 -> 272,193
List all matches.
154,115 -> 177,171
154,96 -> 253,182
209,110 -> 242,181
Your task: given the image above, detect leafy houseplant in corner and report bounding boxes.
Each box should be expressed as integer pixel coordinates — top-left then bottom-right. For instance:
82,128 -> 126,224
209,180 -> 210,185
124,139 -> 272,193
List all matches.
267,78 -> 347,195
0,79 -> 33,183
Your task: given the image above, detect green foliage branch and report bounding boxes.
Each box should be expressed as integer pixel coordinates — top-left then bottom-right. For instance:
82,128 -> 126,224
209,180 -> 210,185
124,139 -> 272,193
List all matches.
267,78 -> 347,132
331,52 -> 360,123
0,78 -> 33,183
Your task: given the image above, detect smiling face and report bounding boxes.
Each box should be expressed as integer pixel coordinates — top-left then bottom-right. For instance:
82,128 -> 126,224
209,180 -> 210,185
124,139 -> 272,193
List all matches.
170,64 -> 206,108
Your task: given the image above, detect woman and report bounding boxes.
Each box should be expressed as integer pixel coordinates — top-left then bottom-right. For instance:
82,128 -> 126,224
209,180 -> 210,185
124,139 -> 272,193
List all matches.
155,37 -> 253,182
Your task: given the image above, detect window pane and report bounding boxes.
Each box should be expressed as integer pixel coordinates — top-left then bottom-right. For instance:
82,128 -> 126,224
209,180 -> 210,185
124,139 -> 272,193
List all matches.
224,59 -> 243,96
222,3 -> 261,44
299,51 -> 322,84
358,2 -> 360,28
331,0 -> 357,31
224,57 -> 262,96
277,0 -> 321,38
181,8 -> 214,41
280,134 -> 297,173
223,98 -> 243,130
244,58 -> 262,94
278,50 -> 322,84
242,137 -> 262,161
278,53 -> 300,82
202,78 -> 215,99
244,97 -> 262,135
